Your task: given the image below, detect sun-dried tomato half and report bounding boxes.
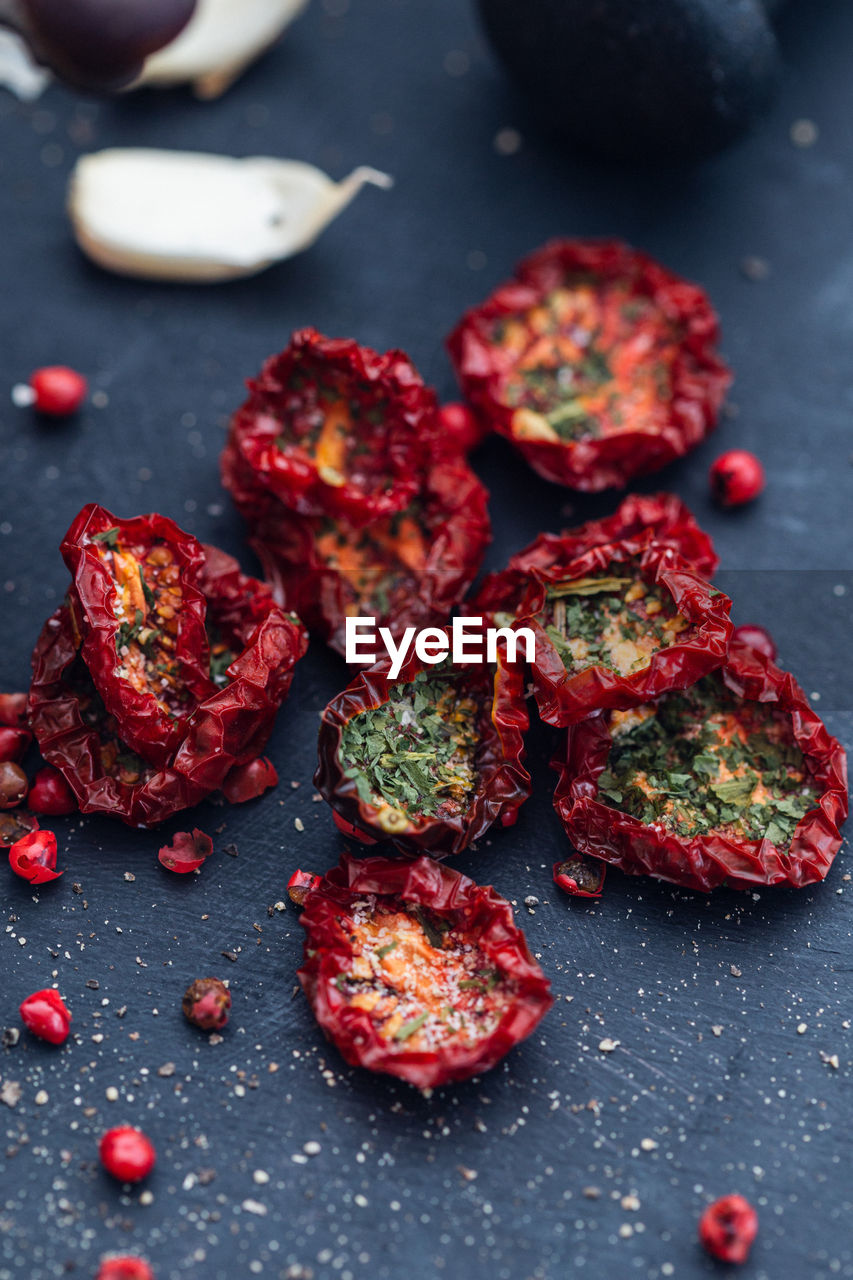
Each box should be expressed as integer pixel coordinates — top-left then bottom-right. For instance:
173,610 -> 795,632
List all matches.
29,535 -> 307,827
553,639 -> 848,891
493,537 -> 731,727
222,327 -> 440,527
60,504 -> 215,768
553,854 -> 605,898
248,458 -> 491,659
296,853 -> 553,1088
448,239 -> 730,491
472,492 -> 718,625
316,632 -> 530,856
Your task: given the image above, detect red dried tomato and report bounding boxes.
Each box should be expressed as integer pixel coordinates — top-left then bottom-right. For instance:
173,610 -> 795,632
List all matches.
19,987 -> 71,1044
710,449 -> 765,506
490,538 -> 731,727
553,638 -> 848,891
99,1126 -> 156,1182
315,630 -> 530,856
0,726 -> 31,762
9,828 -> 62,884
471,491 -> 719,622
246,458 -> 491,660
96,1259 -> 154,1280
296,853 -> 553,1088
222,327 -> 440,527
27,765 -> 78,815
60,504 -> 216,768
698,1194 -> 758,1264
447,239 -> 730,492
158,828 -> 213,873
182,976 -> 231,1030
221,756 -> 278,803
0,810 -> 39,848
553,854 -> 606,898
29,365 -> 88,416
29,532 -> 307,827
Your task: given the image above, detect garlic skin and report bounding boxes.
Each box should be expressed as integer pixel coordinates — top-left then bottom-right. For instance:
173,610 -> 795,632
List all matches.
136,0 -> 308,99
67,149 -> 393,284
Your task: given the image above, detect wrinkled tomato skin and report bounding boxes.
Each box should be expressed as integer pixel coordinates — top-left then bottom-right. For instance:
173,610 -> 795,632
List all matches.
221,756 -> 278,804
316,628 -> 530,857
448,239 -> 730,492
553,639 -> 848,892
19,988 -> 71,1044
28,528 -> 307,828
297,853 -> 554,1088
222,327 -> 440,527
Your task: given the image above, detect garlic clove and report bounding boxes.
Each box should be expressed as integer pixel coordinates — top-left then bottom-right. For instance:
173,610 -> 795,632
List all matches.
135,0 -> 308,99
67,149 -> 393,283
0,31 -> 51,102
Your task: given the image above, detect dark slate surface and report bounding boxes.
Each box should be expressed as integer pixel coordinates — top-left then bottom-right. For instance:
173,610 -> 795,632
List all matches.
0,2 -> 851,1278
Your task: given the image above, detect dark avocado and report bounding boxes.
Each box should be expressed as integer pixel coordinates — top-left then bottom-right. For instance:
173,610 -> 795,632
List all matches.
476,0 -> 782,161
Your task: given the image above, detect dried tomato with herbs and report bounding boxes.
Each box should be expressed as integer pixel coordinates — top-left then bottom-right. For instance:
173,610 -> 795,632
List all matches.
60,504 -> 214,769
247,458 -> 491,660
448,239 -> 730,491
222,327 -> 440,527
296,853 -> 553,1088
471,492 -> 718,624
29,517 -> 307,827
316,632 -> 530,856
489,537 -> 731,727
553,639 -> 848,891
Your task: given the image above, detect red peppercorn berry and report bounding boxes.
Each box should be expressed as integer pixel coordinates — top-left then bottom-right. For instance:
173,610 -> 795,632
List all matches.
96,1257 -> 155,1280
0,760 -> 28,810
698,1194 -> 758,1264
99,1126 -> 156,1183
287,868 -> 322,907
0,809 -> 39,849
709,449 -> 765,506
9,828 -> 62,883
19,987 -> 71,1044
732,623 -> 778,663
29,366 -> 88,416
0,726 -> 31,762
182,977 -> 231,1031
437,402 -> 488,454
0,693 -> 28,727
27,765 -> 77,815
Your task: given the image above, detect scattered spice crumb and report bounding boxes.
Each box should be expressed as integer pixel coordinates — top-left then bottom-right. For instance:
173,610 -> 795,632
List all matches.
790,118 -> 818,147
598,1037 -> 620,1053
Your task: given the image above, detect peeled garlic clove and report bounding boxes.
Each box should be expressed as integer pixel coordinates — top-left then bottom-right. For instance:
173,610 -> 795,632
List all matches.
0,31 -> 51,101
67,149 -> 393,283
136,0 -> 308,99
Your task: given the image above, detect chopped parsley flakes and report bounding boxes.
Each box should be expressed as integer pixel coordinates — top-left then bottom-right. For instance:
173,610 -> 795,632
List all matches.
596,676 -> 820,847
